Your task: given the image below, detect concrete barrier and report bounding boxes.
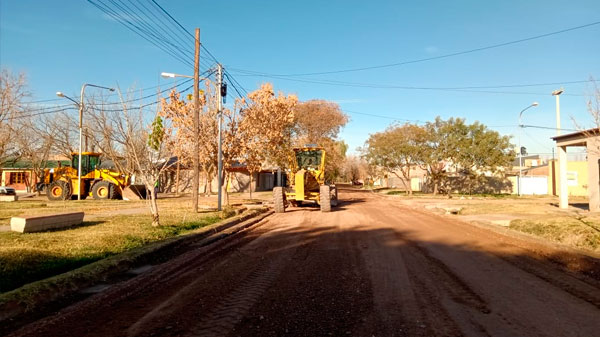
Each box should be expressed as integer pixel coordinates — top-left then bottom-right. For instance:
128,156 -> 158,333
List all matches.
10,212 -> 85,233
0,195 -> 18,202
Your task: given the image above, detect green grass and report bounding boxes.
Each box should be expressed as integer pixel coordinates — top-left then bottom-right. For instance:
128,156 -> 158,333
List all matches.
510,217 -> 600,251
0,198 -> 230,293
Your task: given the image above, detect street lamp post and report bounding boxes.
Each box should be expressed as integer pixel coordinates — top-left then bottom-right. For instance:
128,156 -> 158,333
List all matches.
552,89 -> 564,136
518,102 -> 539,196
57,84 -> 115,200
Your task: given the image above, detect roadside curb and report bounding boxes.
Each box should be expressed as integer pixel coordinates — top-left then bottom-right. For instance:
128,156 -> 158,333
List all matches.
0,207 -> 273,324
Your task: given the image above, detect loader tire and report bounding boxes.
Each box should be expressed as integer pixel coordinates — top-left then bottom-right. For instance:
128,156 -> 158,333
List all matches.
330,185 -> 339,207
92,181 -> 116,200
47,180 -> 71,201
320,185 -> 331,212
273,186 -> 285,213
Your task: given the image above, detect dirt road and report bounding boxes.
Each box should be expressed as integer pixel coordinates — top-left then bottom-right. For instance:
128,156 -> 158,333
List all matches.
7,189 -> 600,337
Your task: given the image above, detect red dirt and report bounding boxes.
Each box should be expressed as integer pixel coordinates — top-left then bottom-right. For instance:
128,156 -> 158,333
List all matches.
6,188 -> 600,336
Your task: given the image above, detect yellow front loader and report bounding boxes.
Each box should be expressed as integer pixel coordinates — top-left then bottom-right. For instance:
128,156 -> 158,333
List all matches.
273,146 -> 338,213
42,152 -> 146,201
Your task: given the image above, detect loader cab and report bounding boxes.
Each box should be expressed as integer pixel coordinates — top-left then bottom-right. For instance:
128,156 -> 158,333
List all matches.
71,152 -> 101,176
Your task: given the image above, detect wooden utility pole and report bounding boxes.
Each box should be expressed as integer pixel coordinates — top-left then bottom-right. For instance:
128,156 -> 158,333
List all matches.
216,63 -> 223,211
192,28 -> 200,213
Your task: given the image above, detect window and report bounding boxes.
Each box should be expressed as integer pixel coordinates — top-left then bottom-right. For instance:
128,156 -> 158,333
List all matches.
9,172 -> 27,184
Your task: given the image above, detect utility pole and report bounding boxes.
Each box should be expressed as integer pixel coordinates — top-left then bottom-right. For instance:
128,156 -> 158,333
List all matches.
552,88 -> 564,136
216,63 -> 224,211
192,28 -> 201,213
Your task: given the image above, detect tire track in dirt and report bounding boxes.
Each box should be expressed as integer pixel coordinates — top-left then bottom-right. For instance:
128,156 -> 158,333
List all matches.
358,201 -> 489,336
399,205 -> 600,310
124,212 -> 310,337
375,195 -> 600,336
9,216 -> 277,337
183,244 -> 297,337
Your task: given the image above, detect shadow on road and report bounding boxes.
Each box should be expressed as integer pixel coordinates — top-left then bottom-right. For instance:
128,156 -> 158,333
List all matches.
4,190 -> 600,337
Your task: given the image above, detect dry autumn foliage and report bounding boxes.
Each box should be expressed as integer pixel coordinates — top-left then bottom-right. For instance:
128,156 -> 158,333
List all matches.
292,100 -> 349,181
160,81 -> 354,199
238,83 -> 298,197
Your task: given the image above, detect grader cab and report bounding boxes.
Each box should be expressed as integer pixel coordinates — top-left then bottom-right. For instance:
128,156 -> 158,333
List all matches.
42,152 -> 146,201
273,146 -> 338,213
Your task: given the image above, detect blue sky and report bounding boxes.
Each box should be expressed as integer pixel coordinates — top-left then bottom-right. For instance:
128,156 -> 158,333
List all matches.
1,0 -> 599,155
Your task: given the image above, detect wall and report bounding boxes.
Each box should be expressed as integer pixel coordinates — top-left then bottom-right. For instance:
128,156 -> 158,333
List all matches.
547,160 -> 588,197
1,169 -> 36,192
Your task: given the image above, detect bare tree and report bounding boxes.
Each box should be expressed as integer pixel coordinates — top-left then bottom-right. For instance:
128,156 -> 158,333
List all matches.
0,69 -> 30,166
88,89 -> 174,226
12,115 -> 56,193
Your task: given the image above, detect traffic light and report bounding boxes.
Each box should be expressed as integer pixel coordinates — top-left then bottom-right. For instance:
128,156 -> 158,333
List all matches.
221,83 -> 227,103
520,146 -> 527,155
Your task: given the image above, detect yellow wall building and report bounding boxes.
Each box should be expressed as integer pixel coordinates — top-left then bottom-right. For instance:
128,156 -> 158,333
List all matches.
548,160 -> 588,196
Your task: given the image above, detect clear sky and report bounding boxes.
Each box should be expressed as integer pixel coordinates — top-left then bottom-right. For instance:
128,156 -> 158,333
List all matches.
1,0 -> 599,156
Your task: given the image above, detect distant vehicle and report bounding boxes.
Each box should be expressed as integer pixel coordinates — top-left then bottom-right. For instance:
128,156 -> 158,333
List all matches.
352,180 -> 363,186
0,186 -> 16,195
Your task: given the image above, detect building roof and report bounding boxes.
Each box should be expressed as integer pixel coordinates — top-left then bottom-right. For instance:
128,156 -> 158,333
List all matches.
551,128 -> 599,145
1,160 -> 71,169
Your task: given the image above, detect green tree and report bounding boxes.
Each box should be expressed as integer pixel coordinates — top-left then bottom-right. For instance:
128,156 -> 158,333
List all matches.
363,123 -> 427,195
422,117 -> 514,195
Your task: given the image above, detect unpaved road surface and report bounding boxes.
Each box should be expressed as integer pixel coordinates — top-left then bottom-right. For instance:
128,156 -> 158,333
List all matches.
6,189 -> 600,337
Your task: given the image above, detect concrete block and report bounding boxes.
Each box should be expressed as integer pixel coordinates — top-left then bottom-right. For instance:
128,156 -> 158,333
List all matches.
10,212 -> 85,233
0,195 -> 18,202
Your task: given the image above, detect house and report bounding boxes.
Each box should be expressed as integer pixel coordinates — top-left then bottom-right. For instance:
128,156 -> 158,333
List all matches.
158,157 -> 277,194
0,159 -> 70,193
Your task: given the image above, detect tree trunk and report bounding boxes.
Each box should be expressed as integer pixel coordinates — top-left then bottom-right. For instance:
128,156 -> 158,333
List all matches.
175,160 -> 180,196
148,187 -> 160,227
395,170 -> 412,196
249,171 -> 253,199
206,171 -> 213,196
224,171 -> 230,205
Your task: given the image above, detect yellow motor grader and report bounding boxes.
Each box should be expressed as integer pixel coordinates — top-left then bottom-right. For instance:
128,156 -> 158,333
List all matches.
273,146 -> 338,213
41,152 -> 146,201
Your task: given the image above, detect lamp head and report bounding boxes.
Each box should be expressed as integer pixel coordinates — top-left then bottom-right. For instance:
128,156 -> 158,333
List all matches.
161,72 -> 175,78
56,91 -> 64,97
552,89 -> 564,96
532,102 -> 539,107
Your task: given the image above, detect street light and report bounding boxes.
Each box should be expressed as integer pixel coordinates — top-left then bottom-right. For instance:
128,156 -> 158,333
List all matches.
552,88 -> 564,136
57,84 -> 115,200
518,102 -> 539,196
161,72 -> 194,79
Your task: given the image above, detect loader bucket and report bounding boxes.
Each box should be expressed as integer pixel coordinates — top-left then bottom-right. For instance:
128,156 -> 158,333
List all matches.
122,184 -> 147,200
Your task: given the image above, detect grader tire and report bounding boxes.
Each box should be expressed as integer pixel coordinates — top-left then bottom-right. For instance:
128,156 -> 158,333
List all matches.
92,181 -> 116,200
320,185 -> 331,212
330,185 -> 339,207
273,186 -> 285,213
47,181 -> 71,201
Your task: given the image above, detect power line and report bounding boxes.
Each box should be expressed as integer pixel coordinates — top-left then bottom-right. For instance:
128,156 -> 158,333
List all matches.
232,70 -> 591,91
24,77 -> 197,114
229,71 -> 586,96
16,84 -> 195,119
521,124 -> 578,132
88,0 -> 195,68
147,0 -> 219,66
342,109 -> 425,124
241,20 -> 600,76
25,79 -> 186,105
